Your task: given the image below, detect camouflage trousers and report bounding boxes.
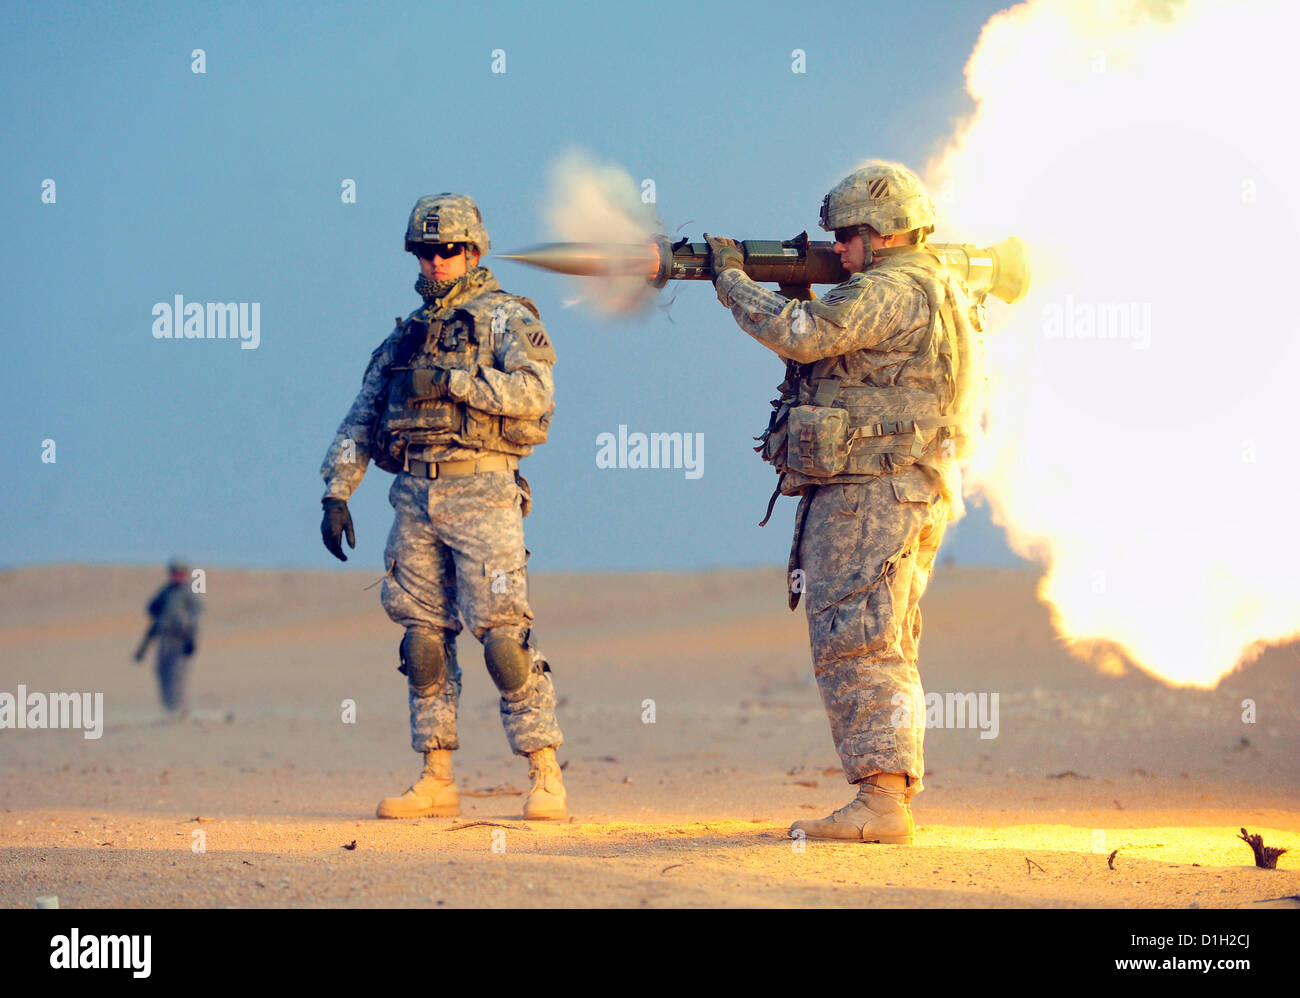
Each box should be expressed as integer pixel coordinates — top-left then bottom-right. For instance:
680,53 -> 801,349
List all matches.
155,635 -> 192,712
795,466 -> 948,790
380,469 -> 562,757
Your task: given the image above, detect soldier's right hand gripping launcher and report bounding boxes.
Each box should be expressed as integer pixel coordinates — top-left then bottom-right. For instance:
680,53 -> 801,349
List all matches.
500,232 -> 1031,306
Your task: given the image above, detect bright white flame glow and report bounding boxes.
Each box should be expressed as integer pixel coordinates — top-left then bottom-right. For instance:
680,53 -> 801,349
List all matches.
927,0 -> 1300,686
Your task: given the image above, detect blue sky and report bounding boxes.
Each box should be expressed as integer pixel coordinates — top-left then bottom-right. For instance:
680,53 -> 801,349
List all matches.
2,0 -> 1020,572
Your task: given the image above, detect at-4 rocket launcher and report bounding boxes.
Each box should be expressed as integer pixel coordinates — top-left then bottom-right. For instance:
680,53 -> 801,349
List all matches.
500,232 -> 1031,305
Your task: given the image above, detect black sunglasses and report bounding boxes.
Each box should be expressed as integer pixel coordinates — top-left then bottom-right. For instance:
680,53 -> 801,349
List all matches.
833,228 -> 862,244
412,242 -> 467,261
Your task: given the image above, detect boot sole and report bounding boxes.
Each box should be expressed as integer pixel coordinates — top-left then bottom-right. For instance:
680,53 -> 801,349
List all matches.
375,804 -> 461,819
523,805 -> 567,820
789,827 -> 914,844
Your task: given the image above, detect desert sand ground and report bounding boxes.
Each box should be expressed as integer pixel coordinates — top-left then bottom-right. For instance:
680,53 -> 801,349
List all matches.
1,563 -> 1297,908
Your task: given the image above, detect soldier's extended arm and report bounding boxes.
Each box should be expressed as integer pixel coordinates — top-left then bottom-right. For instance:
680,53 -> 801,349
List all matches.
447,303 -> 555,420
135,590 -> 163,661
320,331 -> 400,501
713,267 -> 926,365
133,623 -> 157,662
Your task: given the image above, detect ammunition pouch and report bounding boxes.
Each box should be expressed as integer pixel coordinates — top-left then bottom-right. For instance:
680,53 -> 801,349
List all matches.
373,299 -> 551,468
500,410 -> 551,447
788,405 -> 850,477
765,379 -> 961,487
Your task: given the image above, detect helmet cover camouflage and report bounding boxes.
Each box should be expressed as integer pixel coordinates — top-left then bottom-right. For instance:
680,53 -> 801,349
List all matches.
819,161 -> 936,237
405,193 -> 490,255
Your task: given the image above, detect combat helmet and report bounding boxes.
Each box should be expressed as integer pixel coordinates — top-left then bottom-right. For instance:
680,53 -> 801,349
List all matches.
405,193 -> 490,255
820,161 -> 936,239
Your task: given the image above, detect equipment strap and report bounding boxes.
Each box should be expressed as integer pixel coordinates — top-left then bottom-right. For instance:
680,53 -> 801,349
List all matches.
849,414 -> 962,440
758,484 -> 782,527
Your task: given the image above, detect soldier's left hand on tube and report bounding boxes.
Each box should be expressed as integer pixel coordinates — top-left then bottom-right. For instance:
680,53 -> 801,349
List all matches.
321,497 -> 356,562
703,234 -> 745,281
409,367 -> 454,400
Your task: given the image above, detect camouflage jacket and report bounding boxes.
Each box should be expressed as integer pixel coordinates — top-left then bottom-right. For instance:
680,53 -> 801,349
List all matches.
321,267 -> 555,502
147,583 -> 201,640
715,245 -> 979,508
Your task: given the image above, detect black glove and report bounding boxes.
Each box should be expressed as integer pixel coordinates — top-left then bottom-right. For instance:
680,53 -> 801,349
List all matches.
321,497 -> 356,562
703,233 -> 744,282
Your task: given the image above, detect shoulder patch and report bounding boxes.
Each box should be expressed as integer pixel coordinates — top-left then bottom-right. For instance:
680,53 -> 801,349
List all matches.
513,313 -> 556,363
807,277 -> 869,327
819,275 -> 862,304
815,273 -> 870,305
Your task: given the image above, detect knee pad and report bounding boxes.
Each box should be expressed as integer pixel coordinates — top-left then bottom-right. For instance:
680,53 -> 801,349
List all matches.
483,628 -> 532,696
399,629 -> 448,697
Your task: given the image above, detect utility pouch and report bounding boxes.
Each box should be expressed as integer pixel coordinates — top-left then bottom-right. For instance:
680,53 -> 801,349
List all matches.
500,408 -> 552,446
787,404 -> 850,477
385,376 -> 459,433
391,368 -> 442,403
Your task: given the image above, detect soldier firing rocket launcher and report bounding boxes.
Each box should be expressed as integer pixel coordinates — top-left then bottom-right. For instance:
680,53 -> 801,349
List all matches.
500,231 -> 1031,305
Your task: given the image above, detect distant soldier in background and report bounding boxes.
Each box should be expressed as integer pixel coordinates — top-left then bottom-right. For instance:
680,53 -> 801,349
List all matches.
135,559 -> 202,716
319,193 -> 567,821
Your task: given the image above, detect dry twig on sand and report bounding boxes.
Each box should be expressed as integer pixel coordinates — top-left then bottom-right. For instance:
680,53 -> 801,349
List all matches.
1237,828 -> 1287,869
442,821 -> 531,833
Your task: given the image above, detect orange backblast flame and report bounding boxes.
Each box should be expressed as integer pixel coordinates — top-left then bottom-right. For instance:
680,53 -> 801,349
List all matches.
924,0 -> 1300,687
643,243 -> 661,280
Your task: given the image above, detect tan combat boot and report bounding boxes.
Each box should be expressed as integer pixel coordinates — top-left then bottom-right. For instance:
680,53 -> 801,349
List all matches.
376,749 -> 460,819
788,773 -> 914,844
523,746 -> 567,820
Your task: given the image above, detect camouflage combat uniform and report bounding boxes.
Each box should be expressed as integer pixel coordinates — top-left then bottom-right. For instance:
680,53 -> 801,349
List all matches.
320,264 -> 563,759
145,580 -> 202,712
715,243 -> 977,792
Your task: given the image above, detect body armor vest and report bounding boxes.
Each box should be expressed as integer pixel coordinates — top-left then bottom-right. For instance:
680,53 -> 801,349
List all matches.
756,247 -> 980,498
373,284 -> 551,473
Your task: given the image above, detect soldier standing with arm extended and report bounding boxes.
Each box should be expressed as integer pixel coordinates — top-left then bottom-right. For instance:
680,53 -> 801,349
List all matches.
705,161 -> 981,843
319,193 -> 567,821
135,559 -> 202,717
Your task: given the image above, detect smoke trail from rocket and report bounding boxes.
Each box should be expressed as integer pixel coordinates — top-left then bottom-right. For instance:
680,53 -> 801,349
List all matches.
541,148 -> 661,314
